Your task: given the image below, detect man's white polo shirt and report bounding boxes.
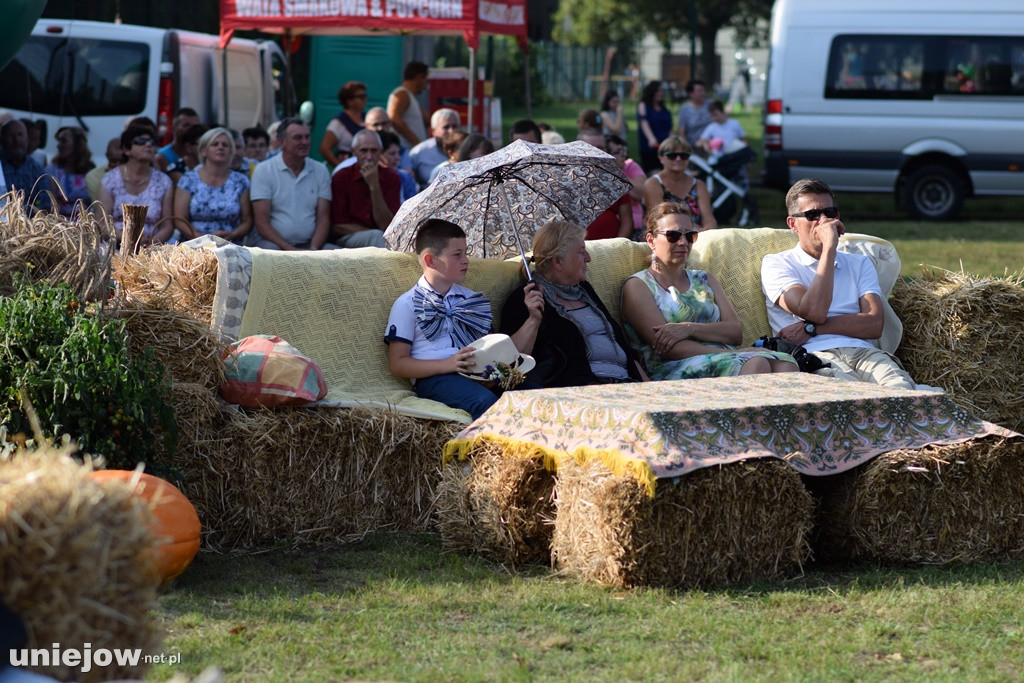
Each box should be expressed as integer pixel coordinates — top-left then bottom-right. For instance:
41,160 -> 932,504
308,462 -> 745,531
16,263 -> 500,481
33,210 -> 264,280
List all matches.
761,245 -> 882,353
250,154 -> 331,246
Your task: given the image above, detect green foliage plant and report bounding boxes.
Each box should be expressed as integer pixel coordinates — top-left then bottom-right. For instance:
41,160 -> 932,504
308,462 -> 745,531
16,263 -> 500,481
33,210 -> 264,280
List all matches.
0,278 -> 177,473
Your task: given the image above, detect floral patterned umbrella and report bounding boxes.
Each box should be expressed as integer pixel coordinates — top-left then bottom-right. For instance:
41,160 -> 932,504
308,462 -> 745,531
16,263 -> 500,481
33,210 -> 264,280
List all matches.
383,140 -> 631,272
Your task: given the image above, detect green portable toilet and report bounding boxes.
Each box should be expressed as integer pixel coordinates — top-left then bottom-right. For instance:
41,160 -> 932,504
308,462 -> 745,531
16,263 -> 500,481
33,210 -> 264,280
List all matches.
0,0 -> 46,70
308,36 -> 405,163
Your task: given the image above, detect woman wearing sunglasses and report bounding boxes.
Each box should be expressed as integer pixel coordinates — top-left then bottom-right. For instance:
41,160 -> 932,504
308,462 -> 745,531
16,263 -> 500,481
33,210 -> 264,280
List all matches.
319,81 -> 367,168
621,202 -> 797,380
95,124 -> 175,247
644,136 -> 716,229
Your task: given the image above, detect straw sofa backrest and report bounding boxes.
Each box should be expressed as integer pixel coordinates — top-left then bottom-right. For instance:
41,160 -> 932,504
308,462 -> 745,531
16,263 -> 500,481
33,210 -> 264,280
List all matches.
688,228 -> 799,345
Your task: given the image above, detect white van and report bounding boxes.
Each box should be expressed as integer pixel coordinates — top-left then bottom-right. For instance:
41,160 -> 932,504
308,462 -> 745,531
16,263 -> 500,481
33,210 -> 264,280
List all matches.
763,0 -> 1024,219
0,19 -> 294,165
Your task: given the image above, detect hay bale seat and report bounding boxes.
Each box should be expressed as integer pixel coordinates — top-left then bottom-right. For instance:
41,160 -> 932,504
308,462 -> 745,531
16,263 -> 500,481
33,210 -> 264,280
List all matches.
892,270 -> 1024,432
114,246 -> 470,548
812,437 -> 1024,564
109,232 -> 1024,562
0,449 -> 160,682
553,459 -> 813,589
441,374 -> 1018,587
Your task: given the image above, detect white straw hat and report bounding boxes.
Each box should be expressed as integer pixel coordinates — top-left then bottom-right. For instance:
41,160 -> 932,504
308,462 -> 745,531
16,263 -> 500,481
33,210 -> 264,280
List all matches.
459,334 -> 535,387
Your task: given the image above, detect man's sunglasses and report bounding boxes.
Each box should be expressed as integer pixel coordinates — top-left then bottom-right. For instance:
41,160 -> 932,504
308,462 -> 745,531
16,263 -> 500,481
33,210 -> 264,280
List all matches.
660,230 -> 698,244
660,152 -> 690,161
790,207 -> 840,222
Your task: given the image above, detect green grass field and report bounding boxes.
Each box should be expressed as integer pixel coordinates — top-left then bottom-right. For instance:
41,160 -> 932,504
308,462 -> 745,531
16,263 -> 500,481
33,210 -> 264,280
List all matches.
143,101 -> 1024,681
153,534 -> 1024,681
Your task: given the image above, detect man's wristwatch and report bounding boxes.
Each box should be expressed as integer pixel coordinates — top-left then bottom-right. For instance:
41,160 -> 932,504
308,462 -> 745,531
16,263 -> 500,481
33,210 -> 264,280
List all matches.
803,321 -> 818,337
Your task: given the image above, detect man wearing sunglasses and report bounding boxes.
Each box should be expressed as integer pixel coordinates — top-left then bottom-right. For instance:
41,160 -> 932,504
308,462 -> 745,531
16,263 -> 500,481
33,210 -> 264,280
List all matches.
760,178 -> 918,389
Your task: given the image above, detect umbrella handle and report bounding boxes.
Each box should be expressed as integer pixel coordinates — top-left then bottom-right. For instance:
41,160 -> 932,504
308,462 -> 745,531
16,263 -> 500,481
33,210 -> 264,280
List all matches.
497,178 -> 533,281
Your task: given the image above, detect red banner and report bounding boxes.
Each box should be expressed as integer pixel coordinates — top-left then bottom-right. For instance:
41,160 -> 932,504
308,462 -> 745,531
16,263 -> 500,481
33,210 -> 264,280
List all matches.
220,0 -> 526,50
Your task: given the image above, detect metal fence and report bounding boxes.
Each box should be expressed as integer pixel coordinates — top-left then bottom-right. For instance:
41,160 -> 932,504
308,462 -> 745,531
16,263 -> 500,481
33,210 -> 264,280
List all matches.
533,42 -> 627,103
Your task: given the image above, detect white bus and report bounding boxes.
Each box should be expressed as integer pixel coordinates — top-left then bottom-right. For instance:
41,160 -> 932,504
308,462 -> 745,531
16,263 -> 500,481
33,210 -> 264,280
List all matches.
762,0 -> 1024,219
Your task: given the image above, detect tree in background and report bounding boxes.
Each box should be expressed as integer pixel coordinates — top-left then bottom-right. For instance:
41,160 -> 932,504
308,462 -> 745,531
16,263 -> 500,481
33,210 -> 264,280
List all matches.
555,0 -> 772,87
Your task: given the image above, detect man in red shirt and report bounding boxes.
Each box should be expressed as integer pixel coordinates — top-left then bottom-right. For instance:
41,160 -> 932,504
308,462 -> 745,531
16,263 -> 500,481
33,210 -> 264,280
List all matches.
578,129 -> 633,240
331,129 -> 401,248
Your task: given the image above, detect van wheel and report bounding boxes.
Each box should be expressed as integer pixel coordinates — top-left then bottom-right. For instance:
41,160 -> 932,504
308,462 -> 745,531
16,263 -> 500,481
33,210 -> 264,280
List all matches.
903,165 -> 964,220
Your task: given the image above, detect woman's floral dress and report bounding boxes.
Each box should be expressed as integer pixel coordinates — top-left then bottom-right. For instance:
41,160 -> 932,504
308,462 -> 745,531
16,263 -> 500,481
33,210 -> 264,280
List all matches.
625,269 -> 795,379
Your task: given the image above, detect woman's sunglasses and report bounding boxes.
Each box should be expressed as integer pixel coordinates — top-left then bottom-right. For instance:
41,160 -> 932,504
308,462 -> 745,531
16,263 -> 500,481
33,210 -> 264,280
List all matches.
660,230 -> 698,244
132,136 -> 155,146
660,152 -> 690,161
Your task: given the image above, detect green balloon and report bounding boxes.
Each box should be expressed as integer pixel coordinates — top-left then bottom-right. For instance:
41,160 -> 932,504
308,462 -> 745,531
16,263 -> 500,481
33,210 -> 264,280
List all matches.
0,0 -> 48,72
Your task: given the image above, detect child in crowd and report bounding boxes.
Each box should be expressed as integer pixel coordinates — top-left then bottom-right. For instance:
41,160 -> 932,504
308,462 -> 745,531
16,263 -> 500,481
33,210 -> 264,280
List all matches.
697,100 -> 747,158
385,219 -> 543,419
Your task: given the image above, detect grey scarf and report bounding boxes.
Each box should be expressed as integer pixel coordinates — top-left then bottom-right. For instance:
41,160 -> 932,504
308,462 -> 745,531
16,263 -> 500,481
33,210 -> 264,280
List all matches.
533,273 -> 618,359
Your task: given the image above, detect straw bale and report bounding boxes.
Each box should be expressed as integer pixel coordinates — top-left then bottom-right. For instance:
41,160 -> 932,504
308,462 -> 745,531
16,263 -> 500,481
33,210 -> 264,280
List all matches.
156,383 -> 228,532
0,190 -> 113,303
113,245 -> 219,323
0,448 -> 160,682
552,459 -> 814,589
116,306 -> 227,389
812,437 -> 1024,564
892,270 -> 1024,431
435,442 -> 556,565
187,405 -> 459,548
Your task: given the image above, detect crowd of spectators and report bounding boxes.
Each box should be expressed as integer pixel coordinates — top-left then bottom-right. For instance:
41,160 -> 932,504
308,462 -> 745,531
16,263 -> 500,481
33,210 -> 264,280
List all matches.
0,66 -> 748,254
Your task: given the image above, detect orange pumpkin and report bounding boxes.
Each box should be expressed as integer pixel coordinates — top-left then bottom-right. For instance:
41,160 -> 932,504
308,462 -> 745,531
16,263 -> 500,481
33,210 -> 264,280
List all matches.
90,470 -> 201,583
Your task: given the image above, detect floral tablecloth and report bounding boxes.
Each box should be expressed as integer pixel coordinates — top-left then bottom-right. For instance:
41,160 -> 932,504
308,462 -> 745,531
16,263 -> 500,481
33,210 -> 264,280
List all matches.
444,374 -> 1018,495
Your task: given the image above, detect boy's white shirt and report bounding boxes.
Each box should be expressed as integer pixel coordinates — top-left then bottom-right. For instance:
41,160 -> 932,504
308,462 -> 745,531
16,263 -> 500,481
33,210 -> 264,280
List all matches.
384,274 -> 491,360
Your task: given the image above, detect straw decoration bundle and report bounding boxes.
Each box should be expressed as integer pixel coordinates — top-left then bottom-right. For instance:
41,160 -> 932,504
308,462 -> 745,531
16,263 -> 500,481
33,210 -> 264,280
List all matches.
120,204 -> 149,257
0,189 -> 113,303
0,447 -> 160,682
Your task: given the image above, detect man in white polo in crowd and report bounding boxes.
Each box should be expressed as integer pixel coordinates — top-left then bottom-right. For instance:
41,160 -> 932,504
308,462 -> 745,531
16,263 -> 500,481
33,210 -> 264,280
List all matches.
409,108 -> 460,188
761,177 -> 920,389
250,117 -> 335,250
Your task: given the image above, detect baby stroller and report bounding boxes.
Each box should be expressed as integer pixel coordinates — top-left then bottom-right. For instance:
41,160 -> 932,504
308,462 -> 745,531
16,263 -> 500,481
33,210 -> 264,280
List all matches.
689,145 -> 760,227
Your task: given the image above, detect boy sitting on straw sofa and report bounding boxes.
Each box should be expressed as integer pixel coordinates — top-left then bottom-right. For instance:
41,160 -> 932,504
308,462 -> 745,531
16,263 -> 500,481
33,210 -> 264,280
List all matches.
385,219 -> 544,419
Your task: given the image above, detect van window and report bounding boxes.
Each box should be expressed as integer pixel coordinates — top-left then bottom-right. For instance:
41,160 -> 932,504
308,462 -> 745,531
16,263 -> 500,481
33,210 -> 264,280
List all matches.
826,34 -> 1024,99
942,37 -> 1021,95
0,36 -> 148,116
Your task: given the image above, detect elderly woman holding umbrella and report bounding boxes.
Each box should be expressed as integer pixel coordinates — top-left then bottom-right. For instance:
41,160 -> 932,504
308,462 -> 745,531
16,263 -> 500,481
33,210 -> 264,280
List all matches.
500,220 -> 646,387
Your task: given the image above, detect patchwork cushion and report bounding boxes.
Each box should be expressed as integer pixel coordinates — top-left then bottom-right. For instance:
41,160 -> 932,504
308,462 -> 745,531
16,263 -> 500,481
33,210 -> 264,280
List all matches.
220,334 -> 328,408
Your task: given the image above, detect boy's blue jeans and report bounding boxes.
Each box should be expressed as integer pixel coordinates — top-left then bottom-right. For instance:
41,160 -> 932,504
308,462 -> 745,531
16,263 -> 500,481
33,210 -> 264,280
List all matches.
415,374 -> 540,421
